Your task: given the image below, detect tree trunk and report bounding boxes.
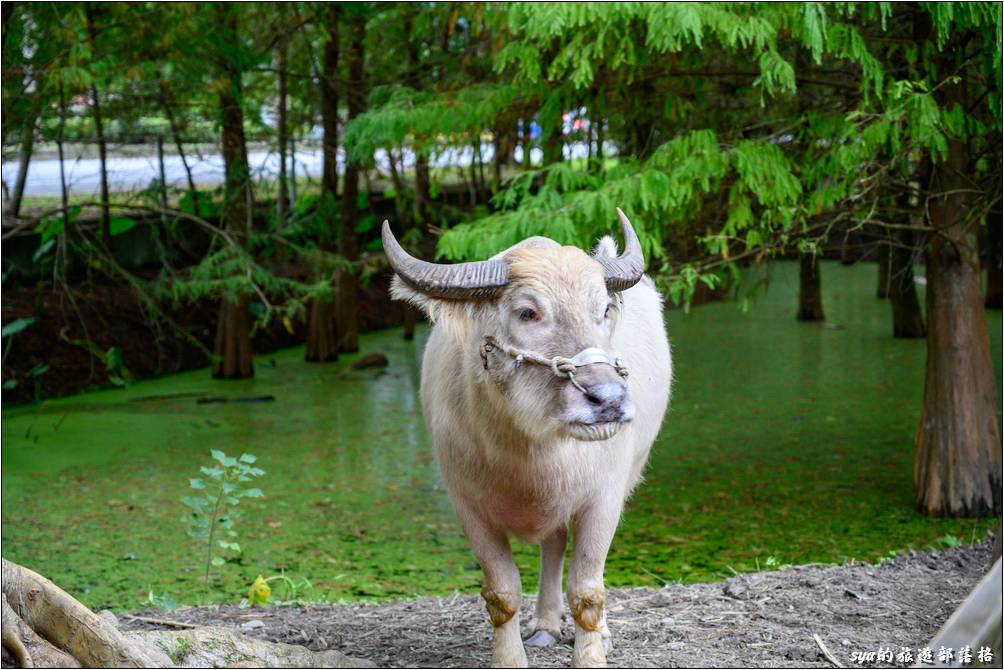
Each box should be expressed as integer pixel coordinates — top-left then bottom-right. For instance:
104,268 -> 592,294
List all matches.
496,120 -> 516,189
402,4 -> 430,223
91,83 -> 111,243
320,5 -> 339,200
386,145 -> 407,221
289,132 -> 298,207
594,112 -> 605,174
542,111 -> 563,166
476,138 -> 487,200
212,296 -> 254,378
797,252 -> 825,321
493,127 -> 504,193
888,185 -> 926,338
986,211 -> 1002,309
839,228 -> 855,265
7,105 -> 36,220
56,83 -> 70,280
212,5 -> 254,380
158,80 -> 200,216
276,14 -> 290,231
887,228 -> 925,338
468,141 -> 480,205
914,133 -> 1001,516
156,135 -> 169,225
336,15 -> 366,354
85,8 -> 110,244
403,306 -> 417,341
305,296 -> 338,362
306,6 -> 341,362
414,152 -> 431,222
876,240 -> 890,298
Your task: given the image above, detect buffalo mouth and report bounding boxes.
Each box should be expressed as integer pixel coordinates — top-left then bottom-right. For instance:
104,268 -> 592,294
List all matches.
567,421 -> 624,442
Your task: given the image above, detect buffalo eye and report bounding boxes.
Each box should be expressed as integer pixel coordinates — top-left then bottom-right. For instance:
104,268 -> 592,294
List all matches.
518,307 -> 539,322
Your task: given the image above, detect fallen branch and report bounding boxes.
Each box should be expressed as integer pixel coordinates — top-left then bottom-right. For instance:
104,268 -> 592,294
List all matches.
813,633 -> 845,668
121,615 -> 199,630
1,558 -> 372,668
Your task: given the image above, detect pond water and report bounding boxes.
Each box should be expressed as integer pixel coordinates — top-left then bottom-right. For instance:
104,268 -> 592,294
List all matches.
2,261 -> 1000,610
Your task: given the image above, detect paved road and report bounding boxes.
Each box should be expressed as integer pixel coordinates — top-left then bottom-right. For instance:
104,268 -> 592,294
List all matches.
1,143 -> 562,198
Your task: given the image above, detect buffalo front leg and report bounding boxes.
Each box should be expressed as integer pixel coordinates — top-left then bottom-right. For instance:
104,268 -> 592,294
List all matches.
567,501 -> 622,668
525,526 -> 567,647
455,504 -> 528,668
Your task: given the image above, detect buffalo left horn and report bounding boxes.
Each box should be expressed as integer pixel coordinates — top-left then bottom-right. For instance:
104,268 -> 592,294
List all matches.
593,208 -> 646,292
381,220 -> 510,299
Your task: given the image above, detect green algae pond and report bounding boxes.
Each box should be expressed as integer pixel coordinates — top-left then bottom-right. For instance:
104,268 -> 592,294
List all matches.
2,261 -> 1000,611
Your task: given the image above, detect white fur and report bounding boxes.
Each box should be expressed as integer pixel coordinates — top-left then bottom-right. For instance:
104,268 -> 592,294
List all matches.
391,234 -> 672,668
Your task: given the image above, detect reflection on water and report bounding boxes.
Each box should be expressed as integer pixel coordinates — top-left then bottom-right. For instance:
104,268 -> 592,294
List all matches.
2,261 -> 1000,609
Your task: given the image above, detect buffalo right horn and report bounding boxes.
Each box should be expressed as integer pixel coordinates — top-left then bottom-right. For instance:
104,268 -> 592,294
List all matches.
593,208 -> 646,292
382,220 -> 510,300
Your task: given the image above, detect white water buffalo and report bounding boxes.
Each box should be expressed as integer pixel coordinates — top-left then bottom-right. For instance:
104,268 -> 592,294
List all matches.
382,210 -> 672,667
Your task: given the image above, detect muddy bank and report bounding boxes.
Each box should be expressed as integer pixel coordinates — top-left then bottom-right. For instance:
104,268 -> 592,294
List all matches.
121,541 -> 995,668
0,268 -> 407,403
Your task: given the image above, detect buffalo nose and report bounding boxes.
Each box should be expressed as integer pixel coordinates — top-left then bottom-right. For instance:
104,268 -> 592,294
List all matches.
582,382 -> 633,422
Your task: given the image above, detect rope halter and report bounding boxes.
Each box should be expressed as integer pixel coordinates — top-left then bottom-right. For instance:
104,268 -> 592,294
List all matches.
480,335 -> 628,395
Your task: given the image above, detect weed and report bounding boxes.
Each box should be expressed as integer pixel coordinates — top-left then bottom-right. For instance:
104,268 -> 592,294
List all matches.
181,450 -> 264,598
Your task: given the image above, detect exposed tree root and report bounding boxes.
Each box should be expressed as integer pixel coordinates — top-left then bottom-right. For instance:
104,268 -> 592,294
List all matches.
1,559 -> 372,668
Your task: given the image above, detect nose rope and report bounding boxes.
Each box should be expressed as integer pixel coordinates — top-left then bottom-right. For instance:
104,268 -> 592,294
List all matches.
480,335 -> 628,395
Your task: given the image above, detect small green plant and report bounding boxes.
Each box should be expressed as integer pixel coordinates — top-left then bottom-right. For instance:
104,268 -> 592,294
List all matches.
182,450 -> 265,597
755,554 -> 794,571
244,572 -> 315,607
144,590 -> 180,611
61,335 -> 132,387
936,533 -> 963,549
2,317 -> 37,390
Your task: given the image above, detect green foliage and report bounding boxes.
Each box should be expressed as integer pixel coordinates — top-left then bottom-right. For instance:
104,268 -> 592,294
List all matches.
181,450 -> 265,596
5,1 -> 1001,355
344,83 -> 521,162
424,2 -> 1001,307
144,590 -> 180,611
2,318 -> 39,391
109,217 -> 138,236
2,318 -> 36,339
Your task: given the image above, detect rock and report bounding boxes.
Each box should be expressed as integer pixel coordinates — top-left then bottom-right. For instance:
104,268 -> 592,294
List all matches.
349,353 -> 389,371
241,620 -> 266,631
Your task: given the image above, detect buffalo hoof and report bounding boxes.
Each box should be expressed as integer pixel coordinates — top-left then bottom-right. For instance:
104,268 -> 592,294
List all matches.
524,629 -> 558,648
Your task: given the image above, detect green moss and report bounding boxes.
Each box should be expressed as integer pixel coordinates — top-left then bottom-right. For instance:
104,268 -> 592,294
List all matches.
159,635 -> 190,665
2,261 -> 1000,610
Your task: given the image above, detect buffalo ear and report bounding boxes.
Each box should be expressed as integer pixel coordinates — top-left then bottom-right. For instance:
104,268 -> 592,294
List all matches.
390,274 -> 432,312
592,235 -> 619,259
390,275 -> 481,345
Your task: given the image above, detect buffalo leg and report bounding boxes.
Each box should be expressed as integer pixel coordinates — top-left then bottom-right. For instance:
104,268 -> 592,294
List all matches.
526,526 -> 567,647
567,500 -> 622,668
454,502 -> 528,668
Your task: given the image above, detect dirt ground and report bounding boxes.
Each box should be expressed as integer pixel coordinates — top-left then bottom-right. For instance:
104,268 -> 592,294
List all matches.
118,541 -> 995,668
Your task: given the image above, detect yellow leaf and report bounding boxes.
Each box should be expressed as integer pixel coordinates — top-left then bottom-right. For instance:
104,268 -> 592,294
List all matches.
248,575 -> 270,606
282,316 -> 294,335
